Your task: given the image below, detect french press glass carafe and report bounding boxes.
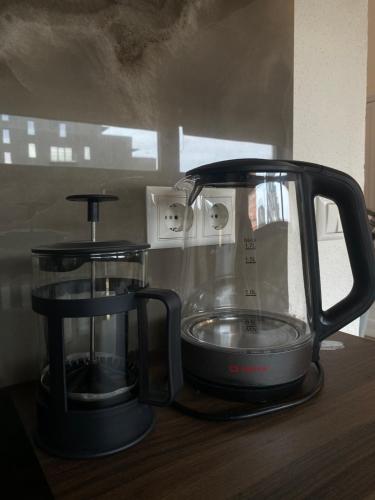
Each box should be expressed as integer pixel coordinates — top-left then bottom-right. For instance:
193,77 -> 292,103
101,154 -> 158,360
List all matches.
32,194 -> 182,458
176,159 -> 375,403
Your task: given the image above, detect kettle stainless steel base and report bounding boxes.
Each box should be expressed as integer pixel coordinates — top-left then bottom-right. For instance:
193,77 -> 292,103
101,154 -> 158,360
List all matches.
183,369 -> 306,403
174,361 -> 324,420
181,310 -> 312,394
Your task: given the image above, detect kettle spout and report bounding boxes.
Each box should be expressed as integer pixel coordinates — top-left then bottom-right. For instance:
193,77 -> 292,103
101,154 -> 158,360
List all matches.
175,176 -> 202,205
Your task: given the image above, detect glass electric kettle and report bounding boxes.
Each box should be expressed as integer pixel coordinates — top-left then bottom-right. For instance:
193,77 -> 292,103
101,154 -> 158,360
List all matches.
176,159 -> 375,401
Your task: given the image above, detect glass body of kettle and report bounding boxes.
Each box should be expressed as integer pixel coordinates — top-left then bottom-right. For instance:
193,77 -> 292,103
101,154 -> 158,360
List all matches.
176,159 -> 375,388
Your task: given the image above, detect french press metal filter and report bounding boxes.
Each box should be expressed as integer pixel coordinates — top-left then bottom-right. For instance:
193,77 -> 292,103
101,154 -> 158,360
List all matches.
31,194 -> 182,458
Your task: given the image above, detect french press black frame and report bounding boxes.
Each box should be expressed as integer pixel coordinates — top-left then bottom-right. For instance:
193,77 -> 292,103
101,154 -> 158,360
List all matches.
32,195 -> 183,458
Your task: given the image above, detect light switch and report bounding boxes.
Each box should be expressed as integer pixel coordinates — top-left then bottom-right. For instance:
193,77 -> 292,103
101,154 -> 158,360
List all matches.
315,196 -> 343,240
326,202 -> 339,233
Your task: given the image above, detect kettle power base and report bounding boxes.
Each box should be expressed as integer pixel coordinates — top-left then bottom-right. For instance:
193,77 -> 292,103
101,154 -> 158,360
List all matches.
173,362 -> 323,421
183,370 -> 307,403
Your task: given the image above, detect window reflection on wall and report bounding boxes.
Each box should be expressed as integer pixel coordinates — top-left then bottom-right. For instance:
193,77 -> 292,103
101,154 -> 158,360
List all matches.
179,126 -> 274,172
0,114 -> 158,171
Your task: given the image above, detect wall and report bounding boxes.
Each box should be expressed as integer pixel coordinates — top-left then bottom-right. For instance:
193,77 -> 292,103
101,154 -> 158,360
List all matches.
0,0 -> 294,387
293,0 -> 368,334
366,0 -> 375,212
369,0 -> 375,97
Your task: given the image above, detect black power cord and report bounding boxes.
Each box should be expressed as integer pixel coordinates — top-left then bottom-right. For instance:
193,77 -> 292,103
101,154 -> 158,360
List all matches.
173,362 -> 324,421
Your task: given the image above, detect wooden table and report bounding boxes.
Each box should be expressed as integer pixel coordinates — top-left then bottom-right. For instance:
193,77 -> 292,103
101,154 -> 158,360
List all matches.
10,333 -> 375,499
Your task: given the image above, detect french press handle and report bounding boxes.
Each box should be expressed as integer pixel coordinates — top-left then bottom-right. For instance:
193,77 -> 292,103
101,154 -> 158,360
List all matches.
299,163 -> 375,341
135,288 -> 183,406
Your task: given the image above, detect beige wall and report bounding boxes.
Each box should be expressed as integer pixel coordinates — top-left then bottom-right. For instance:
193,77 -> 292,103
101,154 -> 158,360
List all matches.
366,0 -> 375,210
294,0 -> 368,335
369,0 -> 375,97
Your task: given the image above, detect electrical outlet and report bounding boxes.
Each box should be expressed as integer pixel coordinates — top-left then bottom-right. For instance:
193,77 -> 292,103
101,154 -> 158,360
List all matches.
146,186 -> 197,249
200,190 -> 235,242
146,186 -> 235,249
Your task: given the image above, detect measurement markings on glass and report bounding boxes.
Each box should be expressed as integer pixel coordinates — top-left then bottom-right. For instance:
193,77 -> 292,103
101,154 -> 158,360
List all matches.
244,237 -> 256,250
244,237 -> 257,264
245,318 -> 257,332
244,237 -> 257,296
245,256 -> 256,264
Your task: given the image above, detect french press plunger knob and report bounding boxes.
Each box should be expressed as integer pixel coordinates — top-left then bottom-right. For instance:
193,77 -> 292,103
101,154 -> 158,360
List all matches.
66,194 -> 118,241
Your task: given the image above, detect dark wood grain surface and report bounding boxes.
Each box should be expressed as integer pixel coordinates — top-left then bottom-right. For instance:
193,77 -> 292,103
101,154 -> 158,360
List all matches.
11,333 -> 375,500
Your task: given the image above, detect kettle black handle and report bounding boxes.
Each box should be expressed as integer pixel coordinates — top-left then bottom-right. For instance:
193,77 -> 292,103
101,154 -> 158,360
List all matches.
302,168 -> 375,340
135,288 -> 183,406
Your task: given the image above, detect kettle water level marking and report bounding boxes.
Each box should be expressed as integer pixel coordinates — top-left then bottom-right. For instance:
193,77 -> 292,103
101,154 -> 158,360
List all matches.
244,237 -> 256,250
244,237 -> 257,265
243,237 -> 258,298
245,318 -> 257,333
245,256 -> 256,264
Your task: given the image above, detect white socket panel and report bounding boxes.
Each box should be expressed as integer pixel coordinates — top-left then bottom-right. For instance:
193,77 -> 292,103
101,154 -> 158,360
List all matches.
146,186 -> 236,249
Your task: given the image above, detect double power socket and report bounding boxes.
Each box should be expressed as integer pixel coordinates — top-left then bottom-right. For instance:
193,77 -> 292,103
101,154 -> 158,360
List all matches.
146,186 -> 235,249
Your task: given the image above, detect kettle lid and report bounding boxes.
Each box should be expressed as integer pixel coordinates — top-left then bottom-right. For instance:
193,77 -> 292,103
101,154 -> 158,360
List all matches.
186,158 -> 301,177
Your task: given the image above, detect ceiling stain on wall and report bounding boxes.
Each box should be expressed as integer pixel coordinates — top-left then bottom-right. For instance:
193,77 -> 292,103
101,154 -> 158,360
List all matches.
0,0 -> 290,146
0,0 -> 238,124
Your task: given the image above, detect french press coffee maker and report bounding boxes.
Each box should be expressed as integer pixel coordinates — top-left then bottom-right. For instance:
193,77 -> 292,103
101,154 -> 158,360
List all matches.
175,159 -> 375,410
31,194 -> 182,458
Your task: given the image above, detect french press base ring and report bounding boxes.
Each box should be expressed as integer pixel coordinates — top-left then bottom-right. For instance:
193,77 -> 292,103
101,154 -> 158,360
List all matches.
35,392 -> 155,459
